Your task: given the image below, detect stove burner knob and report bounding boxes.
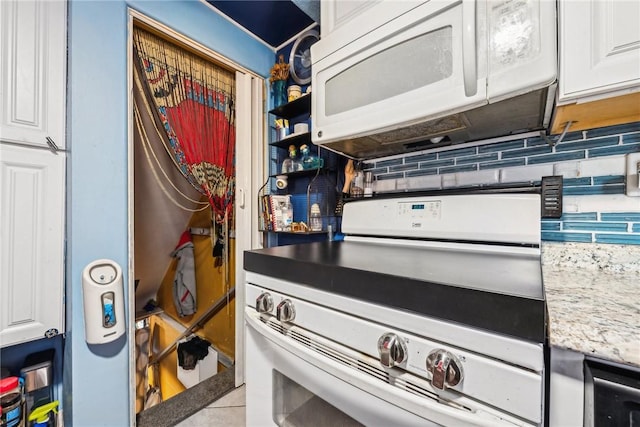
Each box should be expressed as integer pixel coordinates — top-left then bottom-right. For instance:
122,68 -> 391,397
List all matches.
255,292 -> 273,313
377,333 -> 407,368
426,349 -> 463,390
276,299 -> 296,322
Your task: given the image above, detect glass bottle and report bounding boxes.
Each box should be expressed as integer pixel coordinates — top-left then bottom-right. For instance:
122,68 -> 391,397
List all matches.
309,203 -> 322,231
350,166 -> 364,198
300,144 -> 324,170
282,144 -> 303,173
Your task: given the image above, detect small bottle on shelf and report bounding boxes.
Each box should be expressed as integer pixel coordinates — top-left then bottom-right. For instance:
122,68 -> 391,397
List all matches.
300,144 -> 324,170
282,144 -> 303,173
309,203 -> 322,231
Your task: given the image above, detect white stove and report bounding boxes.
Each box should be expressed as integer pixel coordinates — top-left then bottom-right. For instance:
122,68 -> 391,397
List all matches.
244,191 -> 546,426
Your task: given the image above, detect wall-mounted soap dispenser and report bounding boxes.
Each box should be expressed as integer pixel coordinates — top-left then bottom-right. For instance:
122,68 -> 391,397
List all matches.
82,259 -> 125,344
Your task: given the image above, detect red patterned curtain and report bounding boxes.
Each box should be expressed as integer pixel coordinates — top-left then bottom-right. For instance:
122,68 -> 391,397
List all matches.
133,28 -> 236,225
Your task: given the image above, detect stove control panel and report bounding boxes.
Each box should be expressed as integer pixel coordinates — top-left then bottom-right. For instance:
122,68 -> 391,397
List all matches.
377,333 -> 408,368
426,349 -> 464,390
255,292 -> 273,314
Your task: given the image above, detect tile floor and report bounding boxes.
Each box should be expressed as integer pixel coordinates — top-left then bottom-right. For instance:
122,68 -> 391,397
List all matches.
176,385 -> 246,426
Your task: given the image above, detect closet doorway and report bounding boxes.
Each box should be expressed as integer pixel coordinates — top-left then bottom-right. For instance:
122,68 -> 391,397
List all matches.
127,10 -> 264,419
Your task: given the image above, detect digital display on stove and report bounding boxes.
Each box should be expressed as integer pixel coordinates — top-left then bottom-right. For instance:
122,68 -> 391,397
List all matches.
398,201 -> 441,220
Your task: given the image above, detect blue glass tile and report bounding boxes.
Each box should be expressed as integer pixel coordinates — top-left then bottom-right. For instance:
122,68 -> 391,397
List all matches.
563,222 -> 628,232
527,151 -> 585,165
633,223 -> 640,233
419,159 -> 455,168
623,133 -> 640,144
559,212 -> 598,221
406,168 -> 438,177
593,175 -> 625,185
555,136 -> 619,152
502,145 -> 553,159
563,177 -> 592,186
404,152 -> 437,163
478,140 -> 525,153
594,234 -> 640,245
439,164 -> 478,174
541,232 -> 592,243
479,158 -> 526,170
589,143 -> 640,158
390,163 -> 419,172
525,137 -> 549,147
375,158 -> 404,168
369,167 -> 390,176
601,213 -> 640,222
587,122 -> 640,138
377,172 -> 404,181
541,222 -> 561,231
456,153 -> 498,165
563,185 -> 625,195
438,146 -> 477,159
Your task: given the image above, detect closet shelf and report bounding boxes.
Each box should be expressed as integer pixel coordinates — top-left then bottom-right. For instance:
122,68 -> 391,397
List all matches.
270,131 -> 311,149
270,168 -> 321,178
268,94 -> 311,119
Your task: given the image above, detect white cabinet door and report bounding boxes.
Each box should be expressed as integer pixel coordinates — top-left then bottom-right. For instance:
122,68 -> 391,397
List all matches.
316,0 -> 424,61
0,144 -> 65,347
0,0 -> 66,149
559,0 -> 640,102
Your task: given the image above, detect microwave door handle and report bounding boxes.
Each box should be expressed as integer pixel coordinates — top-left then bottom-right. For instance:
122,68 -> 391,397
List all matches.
462,0 -> 477,97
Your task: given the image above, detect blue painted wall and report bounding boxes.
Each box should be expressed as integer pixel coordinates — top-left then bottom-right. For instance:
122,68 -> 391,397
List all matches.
66,1 -> 272,425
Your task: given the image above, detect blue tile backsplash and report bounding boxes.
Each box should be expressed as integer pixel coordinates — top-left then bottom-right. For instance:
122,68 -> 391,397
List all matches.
366,121 -> 640,245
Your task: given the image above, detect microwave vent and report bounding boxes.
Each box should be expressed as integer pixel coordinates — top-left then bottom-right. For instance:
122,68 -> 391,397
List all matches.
372,114 -> 468,146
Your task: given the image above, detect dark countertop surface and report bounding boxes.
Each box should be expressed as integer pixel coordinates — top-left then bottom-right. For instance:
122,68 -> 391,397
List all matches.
245,240 -> 546,343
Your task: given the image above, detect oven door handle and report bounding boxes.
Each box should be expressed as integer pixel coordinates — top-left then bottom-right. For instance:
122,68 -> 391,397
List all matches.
245,310 -> 526,427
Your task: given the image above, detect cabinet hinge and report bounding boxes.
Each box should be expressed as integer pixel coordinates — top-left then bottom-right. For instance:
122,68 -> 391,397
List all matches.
44,328 -> 59,338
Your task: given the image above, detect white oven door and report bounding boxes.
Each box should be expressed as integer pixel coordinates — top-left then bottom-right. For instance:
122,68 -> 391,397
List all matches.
311,0 -> 488,148
245,309 -> 532,427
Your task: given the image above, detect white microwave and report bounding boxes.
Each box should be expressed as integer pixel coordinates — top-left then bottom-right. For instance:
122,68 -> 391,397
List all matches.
311,0 -> 557,159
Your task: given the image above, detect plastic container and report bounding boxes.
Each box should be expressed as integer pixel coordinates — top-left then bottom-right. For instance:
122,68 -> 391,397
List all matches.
28,401 -> 58,427
287,85 -> 301,102
0,377 -> 20,397
310,204 -> 322,231
0,377 -> 24,427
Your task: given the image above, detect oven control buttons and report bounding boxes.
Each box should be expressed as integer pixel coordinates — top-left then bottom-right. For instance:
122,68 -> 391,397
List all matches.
377,333 -> 407,368
255,292 -> 274,314
426,349 -> 463,390
276,299 -> 296,322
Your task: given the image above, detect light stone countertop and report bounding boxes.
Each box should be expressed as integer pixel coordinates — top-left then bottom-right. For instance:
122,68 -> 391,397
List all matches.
542,243 -> 640,367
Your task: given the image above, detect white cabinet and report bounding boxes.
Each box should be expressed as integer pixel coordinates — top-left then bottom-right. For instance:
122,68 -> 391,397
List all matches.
552,0 -> 640,134
1,144 -> 65,347
558,0 -> 640,102
0,0 -> 66,149
315,0 -> 424,61
0,0 -> 66,348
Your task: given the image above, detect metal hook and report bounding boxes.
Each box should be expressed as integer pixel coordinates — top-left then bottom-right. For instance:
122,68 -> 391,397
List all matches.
540,121 -> 574,148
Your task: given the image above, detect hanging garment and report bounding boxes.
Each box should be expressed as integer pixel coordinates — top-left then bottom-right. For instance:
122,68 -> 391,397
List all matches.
172,230 -> 197,317
177,336 -> 212,370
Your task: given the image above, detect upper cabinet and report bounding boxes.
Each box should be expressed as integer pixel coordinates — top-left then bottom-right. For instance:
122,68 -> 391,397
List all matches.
0,0 -> 66,347
318,0 -> 422,57
552,0 -> 640,133
0,0 -> 67,150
